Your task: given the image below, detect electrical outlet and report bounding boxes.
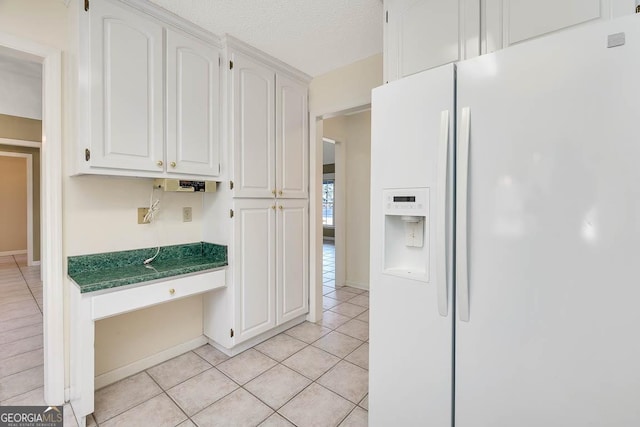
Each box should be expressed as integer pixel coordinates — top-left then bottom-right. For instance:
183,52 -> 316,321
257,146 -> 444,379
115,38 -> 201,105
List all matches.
138,208 -> 150,224
183,207 -> 192,222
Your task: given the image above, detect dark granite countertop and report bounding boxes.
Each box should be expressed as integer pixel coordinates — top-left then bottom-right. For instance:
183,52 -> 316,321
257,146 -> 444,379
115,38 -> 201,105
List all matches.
68,242 -> 227,294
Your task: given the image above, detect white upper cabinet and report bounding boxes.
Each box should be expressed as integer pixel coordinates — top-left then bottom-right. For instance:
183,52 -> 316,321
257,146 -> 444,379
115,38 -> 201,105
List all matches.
228,38 -> 310,199
384,0 -> 480,82
384,0 -> 637,82
385,0 -> 459,81
276,75 -> 308,199
483,0 -> 636,53
77,0 -> 222,178
89,0 -> 164,172
231,51 -> 276,198
167,29 -> 221,176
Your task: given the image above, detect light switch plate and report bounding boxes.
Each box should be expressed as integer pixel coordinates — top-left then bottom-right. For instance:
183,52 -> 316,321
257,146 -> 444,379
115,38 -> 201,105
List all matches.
183,207 -> 192,222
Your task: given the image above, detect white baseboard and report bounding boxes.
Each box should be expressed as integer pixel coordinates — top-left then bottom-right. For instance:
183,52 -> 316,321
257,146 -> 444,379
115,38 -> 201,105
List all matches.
344,281 -> 369,291
29,260 -> 41,266
0,250 -> 27,256
94,335 -> 207,390
208,315 -> 307,357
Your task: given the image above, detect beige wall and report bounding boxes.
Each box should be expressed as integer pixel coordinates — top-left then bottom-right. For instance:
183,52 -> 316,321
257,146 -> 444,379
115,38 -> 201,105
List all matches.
0,114 -> 43,262
309,53 -> 382,115
343,111 -> 371,288
0,156 -> 27,253
0,114 -> 42,141
0,0 -> 206,385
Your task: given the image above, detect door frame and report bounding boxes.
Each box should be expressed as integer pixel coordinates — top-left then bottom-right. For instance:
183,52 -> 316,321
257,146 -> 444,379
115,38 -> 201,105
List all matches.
0,32 -> 64,405
0,151 -> 33,264
308,103 -> 370,322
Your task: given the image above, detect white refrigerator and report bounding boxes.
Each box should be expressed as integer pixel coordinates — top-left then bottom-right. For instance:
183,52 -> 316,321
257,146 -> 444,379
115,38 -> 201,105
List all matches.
370,14 -> 640,427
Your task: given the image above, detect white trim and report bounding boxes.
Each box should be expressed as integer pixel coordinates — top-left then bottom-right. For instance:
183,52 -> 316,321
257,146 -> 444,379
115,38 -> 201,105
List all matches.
0,151 -> 33,266
0,250 -> 27,256
322,137 -> 336,144
112,0 -> 222,48
0,138 -> 42,149
94,336 -> 208,390
0,31 -> 65,406
308,102 -> 371,324
224,34 -> 312,84
344,281 -> 369,291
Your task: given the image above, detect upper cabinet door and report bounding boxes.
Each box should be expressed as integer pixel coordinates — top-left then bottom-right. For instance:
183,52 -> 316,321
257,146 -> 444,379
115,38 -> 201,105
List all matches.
276,75 -> 308,199
90,0 -> 164,172
166,29 -> 221,177
384,0 -> 461,82
484,0 -> 622,53
231,51 -> 276,198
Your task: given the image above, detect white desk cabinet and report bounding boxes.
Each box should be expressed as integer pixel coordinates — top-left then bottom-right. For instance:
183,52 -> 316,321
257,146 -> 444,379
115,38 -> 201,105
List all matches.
70,269 -> 225,427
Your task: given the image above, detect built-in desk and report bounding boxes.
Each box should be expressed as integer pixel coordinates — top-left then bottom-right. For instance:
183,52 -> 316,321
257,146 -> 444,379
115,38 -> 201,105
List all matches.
68,242 -> 227,427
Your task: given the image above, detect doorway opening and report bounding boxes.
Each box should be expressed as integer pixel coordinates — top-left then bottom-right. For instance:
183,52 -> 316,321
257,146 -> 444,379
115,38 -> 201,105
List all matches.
0,34 -> 64,405
322,137 -> 336,290
309,105 -> 371,322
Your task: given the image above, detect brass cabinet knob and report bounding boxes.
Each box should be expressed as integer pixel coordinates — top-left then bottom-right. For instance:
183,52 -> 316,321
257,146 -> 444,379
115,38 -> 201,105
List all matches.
271,205 -> 276,210
157,160 -> 163,167
272,189 -> 276,195
279,205 -> 283,210
169,288 -> 175,295
278,190 -> 283,196
170,161 -> 176,168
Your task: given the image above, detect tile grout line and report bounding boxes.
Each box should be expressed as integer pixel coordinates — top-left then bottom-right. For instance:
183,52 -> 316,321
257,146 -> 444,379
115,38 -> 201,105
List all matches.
13,255 -> 42,315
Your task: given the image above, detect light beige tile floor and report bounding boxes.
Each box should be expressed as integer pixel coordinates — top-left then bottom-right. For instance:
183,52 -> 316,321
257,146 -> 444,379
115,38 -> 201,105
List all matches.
0,255 -> 79,425
0,242 -> 369,426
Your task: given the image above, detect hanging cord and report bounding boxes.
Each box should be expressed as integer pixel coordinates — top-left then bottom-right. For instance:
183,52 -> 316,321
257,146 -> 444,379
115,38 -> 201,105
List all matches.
143,187 -> 161,265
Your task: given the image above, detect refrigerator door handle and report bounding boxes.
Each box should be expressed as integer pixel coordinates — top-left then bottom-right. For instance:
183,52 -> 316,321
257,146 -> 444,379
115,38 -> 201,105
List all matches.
457,107 -> 471,322
436,110 -> 450,317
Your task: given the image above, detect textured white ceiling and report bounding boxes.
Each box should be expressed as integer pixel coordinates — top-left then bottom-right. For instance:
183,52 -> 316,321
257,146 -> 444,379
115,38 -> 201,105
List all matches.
147,0 -> 384,77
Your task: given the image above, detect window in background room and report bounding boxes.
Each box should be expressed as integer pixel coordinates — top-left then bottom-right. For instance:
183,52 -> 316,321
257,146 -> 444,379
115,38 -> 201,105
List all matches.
323,179 -> 335,226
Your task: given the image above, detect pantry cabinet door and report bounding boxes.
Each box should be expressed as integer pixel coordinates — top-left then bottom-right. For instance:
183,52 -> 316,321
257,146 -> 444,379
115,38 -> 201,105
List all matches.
233,199 -> 277,342
276,200 -> 309,324
166,29 -> 221,177
231,51 -> 276,198
89,0 -> 164,172
276,75 -> 308,199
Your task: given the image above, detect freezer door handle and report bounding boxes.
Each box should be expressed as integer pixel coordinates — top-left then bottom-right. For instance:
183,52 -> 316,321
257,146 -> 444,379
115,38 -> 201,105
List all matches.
456,107 -> 471,322
436,110 -> 449,317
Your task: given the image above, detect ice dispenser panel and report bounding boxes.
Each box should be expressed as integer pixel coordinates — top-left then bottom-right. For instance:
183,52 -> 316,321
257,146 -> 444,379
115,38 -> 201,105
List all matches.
383,188 -> 429,282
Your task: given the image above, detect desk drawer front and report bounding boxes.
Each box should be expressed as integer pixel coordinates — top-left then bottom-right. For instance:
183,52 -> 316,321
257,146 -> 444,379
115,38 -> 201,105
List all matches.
92,270 -> 225,320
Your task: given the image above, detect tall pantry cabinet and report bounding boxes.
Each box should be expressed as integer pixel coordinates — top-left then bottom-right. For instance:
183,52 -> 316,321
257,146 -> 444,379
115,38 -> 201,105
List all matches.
204,37 -> 311,353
